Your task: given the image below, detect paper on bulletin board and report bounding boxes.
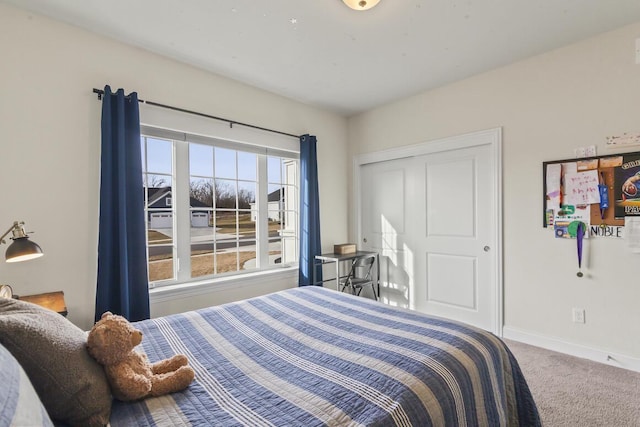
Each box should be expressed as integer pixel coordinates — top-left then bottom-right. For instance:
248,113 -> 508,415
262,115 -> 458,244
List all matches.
562,162 -> 577,176
546,163 -> 562,212
554,204 -> 590,239
547,162 -> 579,228
564,170 -> 600,205
599,156 -> 623,168
577,159 -> 599,171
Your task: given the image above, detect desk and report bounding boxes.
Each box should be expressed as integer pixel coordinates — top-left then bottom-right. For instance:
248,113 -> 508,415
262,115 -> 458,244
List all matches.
314,251 -> 380,297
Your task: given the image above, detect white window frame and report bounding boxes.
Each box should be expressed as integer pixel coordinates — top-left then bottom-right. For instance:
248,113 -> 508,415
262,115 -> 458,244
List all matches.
141,122 -> 299,290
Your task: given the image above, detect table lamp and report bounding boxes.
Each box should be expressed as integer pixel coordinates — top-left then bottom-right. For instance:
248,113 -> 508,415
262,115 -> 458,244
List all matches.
1,221 -> 44,263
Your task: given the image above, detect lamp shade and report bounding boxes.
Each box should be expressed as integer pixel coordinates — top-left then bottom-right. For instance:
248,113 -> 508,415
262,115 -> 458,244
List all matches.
342,0 -> 380,10
6,237 -> 44,263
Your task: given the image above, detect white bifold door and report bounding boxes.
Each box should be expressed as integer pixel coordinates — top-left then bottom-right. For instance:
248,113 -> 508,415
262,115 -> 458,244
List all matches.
358,129 -> 501,333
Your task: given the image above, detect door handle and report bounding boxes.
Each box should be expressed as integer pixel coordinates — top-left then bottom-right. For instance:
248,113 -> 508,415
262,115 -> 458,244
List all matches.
483,246 -> 491,252
363,238 -> 368,243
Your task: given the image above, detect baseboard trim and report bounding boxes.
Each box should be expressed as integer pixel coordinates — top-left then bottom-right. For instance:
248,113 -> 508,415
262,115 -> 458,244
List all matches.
503,326 -> 640,373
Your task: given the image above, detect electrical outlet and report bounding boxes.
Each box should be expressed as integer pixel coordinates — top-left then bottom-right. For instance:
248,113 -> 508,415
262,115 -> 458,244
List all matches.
572,308 -> 586,324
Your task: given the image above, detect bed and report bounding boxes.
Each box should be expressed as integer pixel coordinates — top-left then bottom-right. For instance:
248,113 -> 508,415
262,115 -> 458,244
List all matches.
109,286 -> 540,426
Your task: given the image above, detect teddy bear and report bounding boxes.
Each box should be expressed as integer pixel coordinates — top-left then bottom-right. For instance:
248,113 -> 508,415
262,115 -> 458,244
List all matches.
87,311 -> 195,401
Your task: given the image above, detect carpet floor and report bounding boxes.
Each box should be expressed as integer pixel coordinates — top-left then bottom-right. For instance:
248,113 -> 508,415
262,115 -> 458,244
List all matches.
505,339 -> 640,426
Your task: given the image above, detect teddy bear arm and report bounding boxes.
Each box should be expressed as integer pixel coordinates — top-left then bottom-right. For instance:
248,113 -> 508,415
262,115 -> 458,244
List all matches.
151,354 -> 189,374
108,364 -> 153,401
149,365 -> 195,397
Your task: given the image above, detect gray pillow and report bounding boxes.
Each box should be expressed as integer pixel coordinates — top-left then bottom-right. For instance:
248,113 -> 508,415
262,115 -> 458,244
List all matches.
0,298 -> 111,427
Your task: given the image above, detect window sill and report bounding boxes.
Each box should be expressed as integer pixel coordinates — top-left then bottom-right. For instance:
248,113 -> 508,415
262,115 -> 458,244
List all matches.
149,266 -> 299,304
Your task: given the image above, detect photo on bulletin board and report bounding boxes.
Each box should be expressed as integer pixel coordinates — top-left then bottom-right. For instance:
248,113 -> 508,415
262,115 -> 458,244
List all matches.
614,153 -> 640,217
542,152 -> 640,232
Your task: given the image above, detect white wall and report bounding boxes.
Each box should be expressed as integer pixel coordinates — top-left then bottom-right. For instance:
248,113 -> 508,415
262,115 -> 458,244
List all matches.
348,22 -> 640,367
4,1 -> 638,367
0,3 -> 348,330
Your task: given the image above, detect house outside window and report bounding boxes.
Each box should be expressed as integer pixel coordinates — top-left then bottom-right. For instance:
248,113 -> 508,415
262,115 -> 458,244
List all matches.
141,127 -> 299,287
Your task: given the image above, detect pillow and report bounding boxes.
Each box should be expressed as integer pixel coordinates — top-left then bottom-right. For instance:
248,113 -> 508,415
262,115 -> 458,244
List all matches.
0,298 -> 111,427
0,341 -> 54,427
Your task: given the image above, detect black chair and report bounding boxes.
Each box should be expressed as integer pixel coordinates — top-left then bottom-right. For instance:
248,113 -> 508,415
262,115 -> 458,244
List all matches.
339,255 -> 377,300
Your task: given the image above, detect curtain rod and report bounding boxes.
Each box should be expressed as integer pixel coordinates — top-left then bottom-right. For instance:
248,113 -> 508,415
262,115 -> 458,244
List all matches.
92,88 -> 301,139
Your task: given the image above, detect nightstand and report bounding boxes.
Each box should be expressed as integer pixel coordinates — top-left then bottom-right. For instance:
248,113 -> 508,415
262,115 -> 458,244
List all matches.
18,291 -> 68,317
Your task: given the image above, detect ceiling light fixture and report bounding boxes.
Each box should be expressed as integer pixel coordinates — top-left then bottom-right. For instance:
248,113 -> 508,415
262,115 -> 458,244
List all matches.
342,0 -> 380,11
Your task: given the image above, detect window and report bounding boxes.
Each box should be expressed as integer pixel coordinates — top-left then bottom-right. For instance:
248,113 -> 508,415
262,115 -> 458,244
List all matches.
141,127 -> 299,288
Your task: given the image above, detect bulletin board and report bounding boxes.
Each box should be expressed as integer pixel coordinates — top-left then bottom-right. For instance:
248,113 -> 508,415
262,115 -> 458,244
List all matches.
542,151 -> 640,234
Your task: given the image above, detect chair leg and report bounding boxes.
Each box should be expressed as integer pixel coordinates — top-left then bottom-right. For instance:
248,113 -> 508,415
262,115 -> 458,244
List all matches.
341,281 -> 357,295
354,285 -> 378,300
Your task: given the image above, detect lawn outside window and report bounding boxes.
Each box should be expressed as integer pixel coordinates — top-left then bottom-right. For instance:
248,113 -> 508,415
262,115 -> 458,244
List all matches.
141,125 -> 299,289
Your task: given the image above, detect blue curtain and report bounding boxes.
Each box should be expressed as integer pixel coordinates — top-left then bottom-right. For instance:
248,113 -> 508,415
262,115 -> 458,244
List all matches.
95,86 -> 150,322
299,134 -> 322,286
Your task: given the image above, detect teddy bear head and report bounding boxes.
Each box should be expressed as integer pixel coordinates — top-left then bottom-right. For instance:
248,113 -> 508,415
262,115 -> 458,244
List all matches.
87,311 -> 143,366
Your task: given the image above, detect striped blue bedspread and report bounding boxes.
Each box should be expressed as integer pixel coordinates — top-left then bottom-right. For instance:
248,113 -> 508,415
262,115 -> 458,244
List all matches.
111,286 -> 540,426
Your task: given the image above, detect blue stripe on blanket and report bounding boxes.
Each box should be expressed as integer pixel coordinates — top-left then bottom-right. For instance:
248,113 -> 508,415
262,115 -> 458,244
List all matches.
243,296 -> 452,422
282,287 -> 507,423
219,302 -> 433,426
280,289 -> 506,424
255,293 -> 468,422
110,286 -> 541,427
181,309 -> 347,426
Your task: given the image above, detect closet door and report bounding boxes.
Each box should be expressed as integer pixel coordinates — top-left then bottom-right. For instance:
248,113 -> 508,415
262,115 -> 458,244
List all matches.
358,131 -> 499,333
360,157 -> 419,308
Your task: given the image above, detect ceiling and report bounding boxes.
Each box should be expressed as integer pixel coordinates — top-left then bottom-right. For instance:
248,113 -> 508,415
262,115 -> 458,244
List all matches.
5,0 -> 640,116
